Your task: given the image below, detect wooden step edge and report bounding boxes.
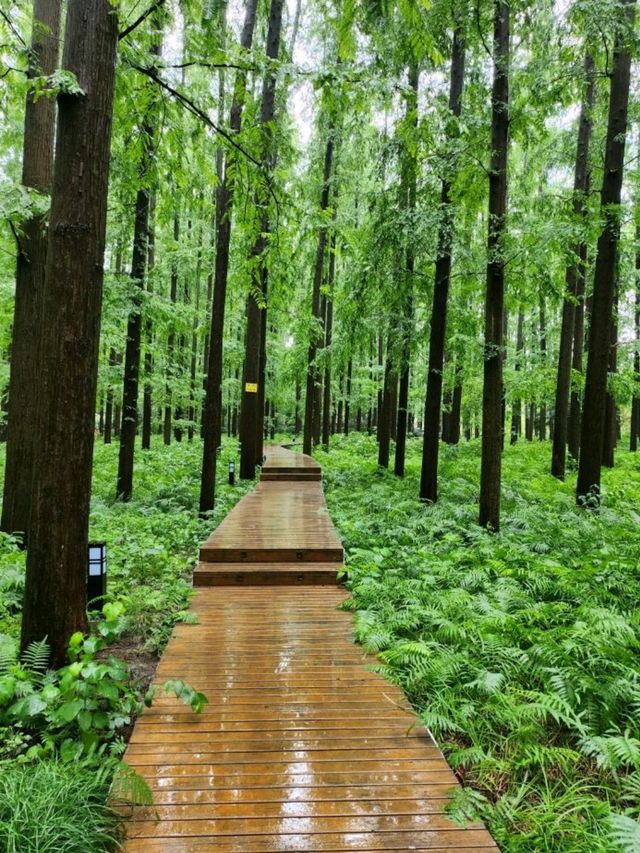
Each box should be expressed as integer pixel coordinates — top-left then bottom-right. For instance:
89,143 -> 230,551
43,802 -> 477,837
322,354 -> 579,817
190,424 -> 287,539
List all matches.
198,547 -> 345,564
193,562 -> 343,587
260,474 -> 322,482
261,465 -> 321,473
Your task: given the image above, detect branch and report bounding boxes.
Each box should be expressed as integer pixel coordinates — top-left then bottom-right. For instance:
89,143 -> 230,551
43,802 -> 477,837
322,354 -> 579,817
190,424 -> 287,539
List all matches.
167,60 -> 253,73
129,62 -> 263,169
0,9 -> 26,47
119,0 -> 165,41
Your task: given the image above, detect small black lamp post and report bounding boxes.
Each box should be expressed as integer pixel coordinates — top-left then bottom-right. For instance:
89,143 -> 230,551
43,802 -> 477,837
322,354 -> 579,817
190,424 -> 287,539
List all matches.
228,459 -> 235,486
87,541 -> 107,607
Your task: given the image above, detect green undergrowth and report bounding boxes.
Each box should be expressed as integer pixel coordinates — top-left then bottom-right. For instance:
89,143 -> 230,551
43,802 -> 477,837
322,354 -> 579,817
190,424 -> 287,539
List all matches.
0,437 -> 249,850
318,433 -> 640,853
0,437 -> 250,654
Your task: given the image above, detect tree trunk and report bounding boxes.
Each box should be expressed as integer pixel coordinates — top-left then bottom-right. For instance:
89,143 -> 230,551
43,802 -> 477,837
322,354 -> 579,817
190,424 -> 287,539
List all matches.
116,45 -> 159,498
200,0 -> 258,514
577,0 -> 635,505
378,344 -> 394,468
344,359 -> 352,436
303,127 -> 334,455
479,0 -> 509,532
375,333 -> 383,436
1,0 -> 62,539
395,63 -> 419,478
188,225 -> 204,443
104,347 -> 117,445
602,291 -> 618,467
164,213 -> 180,445
295,379 -> 301,434
321,236 -> 336,450
538,293 -> 547,439
551,52 -> 595,474
21,0 -> 118,664
255,310 -> 268,462
142,195 -> 156,450
420,20 -> 466,501
568,240 -> 588,460
239,0 -> 284,479
632,222 -> 640,451
449,370 -> 462,444
510,308 -> 524,444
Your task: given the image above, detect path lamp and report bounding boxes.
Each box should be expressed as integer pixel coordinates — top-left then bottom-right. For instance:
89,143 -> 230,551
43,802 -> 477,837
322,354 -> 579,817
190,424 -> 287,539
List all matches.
87,541 -> 107,608
228,460 -> 235,486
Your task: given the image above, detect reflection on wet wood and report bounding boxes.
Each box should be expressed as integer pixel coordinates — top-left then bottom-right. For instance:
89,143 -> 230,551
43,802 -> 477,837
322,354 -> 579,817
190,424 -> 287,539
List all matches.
122,447 -> 497,851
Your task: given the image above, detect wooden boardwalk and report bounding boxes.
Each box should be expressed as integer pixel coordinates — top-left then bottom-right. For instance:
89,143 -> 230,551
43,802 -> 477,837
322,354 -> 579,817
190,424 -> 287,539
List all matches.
123,446 -> 498,852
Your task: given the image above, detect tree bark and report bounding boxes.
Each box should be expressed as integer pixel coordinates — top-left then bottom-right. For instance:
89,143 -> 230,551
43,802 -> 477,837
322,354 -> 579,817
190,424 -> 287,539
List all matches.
395,63 -> 419,478
378,342 -> 394,468
322,235 -> 336,450
538,293 -> 547,439
303,127 -> 335,455
200,0 -> 258,513
239,0 -> 284,479
164,212 -> 180,445
632,220 -> 640,451
1,0 -> 62,539
568,240 -> 588,460
116,54 -> 159,499
142,195 -> 156,450
420,20 -> 466,501
21,0 -> 118,665
104,348 -> 117,445
479,0 -> 509,531
577,0 -> 635,505
602,290 -> 618,467
551,53 -> 595,474
510,308 -> 524,444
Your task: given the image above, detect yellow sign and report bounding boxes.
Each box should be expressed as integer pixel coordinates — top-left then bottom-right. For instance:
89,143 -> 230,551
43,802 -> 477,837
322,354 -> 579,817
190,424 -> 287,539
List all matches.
245,382 -> 258,393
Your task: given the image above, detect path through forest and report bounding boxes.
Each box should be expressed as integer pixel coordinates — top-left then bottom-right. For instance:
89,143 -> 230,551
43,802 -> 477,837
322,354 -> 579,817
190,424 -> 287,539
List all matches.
121,446 -> 498,851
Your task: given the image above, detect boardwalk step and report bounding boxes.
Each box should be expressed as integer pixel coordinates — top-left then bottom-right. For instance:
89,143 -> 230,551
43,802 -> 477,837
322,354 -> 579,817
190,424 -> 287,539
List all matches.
193,561 -> 341,586
198,545 -> 344,563
260,471 -> 321,481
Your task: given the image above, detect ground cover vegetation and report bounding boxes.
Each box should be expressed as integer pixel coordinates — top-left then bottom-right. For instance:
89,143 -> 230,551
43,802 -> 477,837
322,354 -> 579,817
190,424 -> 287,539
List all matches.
0,0 -> 639,849
321,434 -> 640,851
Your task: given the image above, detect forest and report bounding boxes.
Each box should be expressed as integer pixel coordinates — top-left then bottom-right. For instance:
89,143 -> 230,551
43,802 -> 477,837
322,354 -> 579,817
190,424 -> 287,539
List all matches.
1,0 -> 640,850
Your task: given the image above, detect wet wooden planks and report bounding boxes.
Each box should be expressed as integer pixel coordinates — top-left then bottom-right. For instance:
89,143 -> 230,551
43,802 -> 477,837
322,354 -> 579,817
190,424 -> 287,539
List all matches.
123,588 -> 498,851
198,481 -> 343,564
122,446 -> 498,851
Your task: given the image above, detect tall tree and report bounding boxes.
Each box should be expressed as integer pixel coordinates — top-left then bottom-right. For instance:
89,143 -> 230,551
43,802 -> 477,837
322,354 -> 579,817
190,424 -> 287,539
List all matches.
510,307 -> 524,444
141,194 -> 156,450
199,0 -> 258,513
632,216 -> 640,452
394,64 -> 419,478
21,0 -> 119,665
479,0 -> 510,531
322,232 -> 337,450
420,17 -> 466,502
116,29 -> 161,500
551,50 -> 595,478
1,0 -> 62,539
303,123 -> 335,455
239,0 -> 285,479
577,0 -> 636,505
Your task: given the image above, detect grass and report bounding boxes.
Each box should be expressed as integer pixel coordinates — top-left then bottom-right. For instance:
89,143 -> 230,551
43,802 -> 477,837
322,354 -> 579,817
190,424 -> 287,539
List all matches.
0,760 -> 122,853
317,433 -> 640,852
